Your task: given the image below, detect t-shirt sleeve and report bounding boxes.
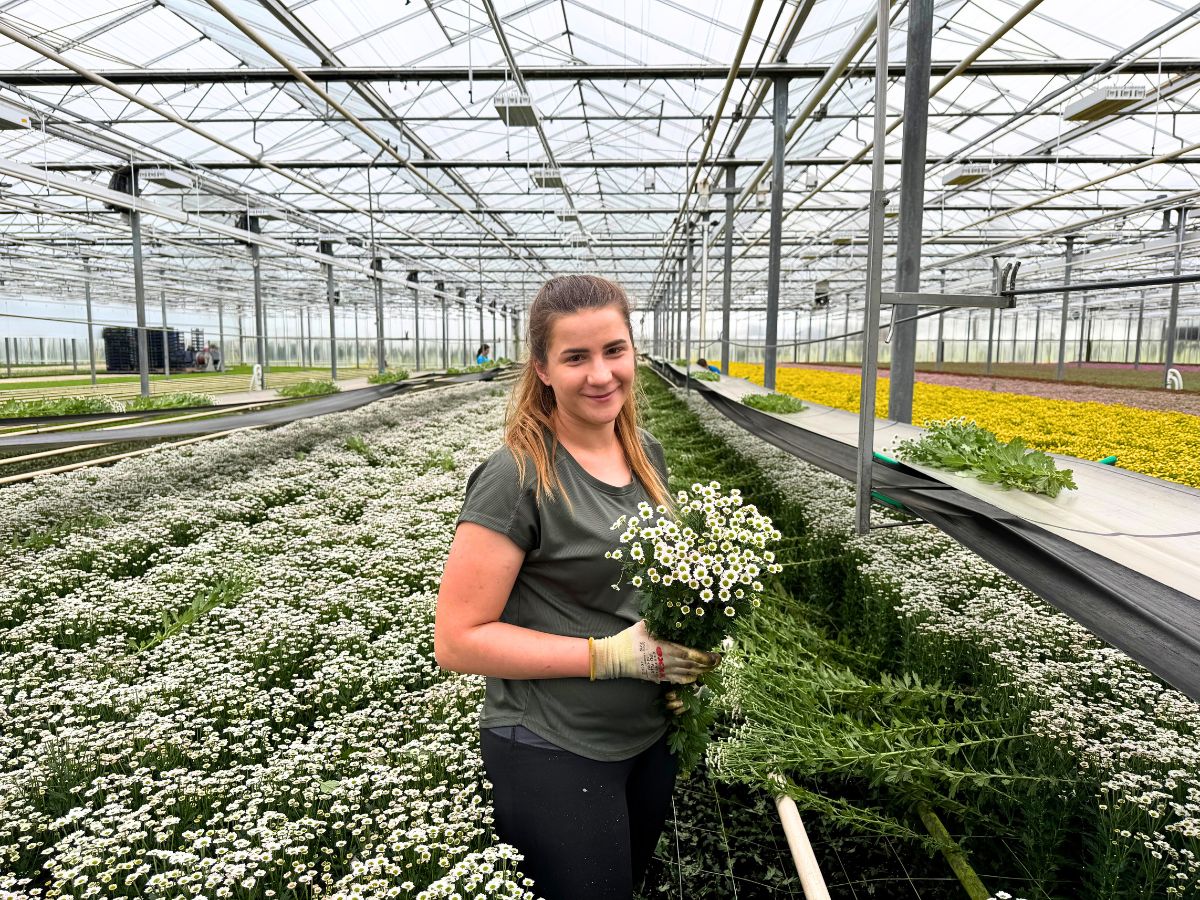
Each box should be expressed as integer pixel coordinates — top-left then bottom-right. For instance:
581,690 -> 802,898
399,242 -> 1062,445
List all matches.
457,448 -> 540,552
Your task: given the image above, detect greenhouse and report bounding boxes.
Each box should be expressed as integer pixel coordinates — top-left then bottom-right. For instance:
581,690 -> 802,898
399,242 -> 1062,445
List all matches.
1,1 -> 1199,898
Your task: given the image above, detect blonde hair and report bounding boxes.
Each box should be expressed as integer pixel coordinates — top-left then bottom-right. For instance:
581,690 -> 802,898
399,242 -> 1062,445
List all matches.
505,275 -> 670,509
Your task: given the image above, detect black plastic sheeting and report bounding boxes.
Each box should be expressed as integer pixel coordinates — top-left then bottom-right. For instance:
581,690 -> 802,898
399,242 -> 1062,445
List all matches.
0,368 -> 503,450
652,360 -> 1200,704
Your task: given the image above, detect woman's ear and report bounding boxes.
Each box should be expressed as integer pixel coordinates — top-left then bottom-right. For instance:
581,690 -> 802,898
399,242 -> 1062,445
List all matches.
533,359 -> 551,386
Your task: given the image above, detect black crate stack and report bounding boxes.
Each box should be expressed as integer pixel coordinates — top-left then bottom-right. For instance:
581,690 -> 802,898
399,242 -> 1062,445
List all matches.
102,326 -> 190,373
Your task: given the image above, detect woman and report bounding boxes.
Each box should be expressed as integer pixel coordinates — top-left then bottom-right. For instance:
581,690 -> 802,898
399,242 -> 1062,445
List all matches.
435,275 -> 719,900
475,343 -> 492,365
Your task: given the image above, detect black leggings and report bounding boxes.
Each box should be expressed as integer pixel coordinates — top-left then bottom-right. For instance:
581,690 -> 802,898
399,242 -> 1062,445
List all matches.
480,729 -> 677,900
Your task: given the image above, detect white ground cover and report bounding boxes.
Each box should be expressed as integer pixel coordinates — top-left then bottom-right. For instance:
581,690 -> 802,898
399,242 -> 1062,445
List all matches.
0,382 -> 535,900
686,393 -> 1200,894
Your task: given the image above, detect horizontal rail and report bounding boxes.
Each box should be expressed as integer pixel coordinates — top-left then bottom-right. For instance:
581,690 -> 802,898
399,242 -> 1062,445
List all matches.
3,59 -> 1196,86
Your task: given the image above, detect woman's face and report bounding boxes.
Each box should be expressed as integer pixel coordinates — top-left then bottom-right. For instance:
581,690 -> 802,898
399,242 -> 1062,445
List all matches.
535,305 -> 635,429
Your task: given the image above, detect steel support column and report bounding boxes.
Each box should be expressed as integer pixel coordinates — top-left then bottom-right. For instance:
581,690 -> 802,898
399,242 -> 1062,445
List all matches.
353,303 -> 361,369
321,240 -> 337,380
887,0 -> 933,422
986,306 -> 998,374
1164,207 -> 1188,384
1032,306 -> 1040,364
458,287 -> 468,365
764,75 -> 788,391
854,0 -> 889,535
130,205 -> 151,398
160,290 -> 171,378
373,258 -> 385,373
699,214 -> 710,358
1055,236 -> 1074,381
675,256 -> 685,361
438,281 -> 448,369
83,258 -> 97,386
685,226 -> 694,389
1134,291 -> 1145,369
720,166 -> 735,375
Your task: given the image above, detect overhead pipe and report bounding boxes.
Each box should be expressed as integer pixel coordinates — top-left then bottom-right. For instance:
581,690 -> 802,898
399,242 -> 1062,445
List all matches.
0,17 -> 463,270
202,0 -> 538,271
480,0 -> 578,219
253,0 -> 525,248
654,0 -> 765,278
723,0 -> 1045,270
732,2 -> 1196,296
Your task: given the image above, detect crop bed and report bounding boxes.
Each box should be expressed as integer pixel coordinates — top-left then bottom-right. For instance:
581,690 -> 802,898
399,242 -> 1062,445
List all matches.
5,370 -> 1198,900
0,382 -> 533,899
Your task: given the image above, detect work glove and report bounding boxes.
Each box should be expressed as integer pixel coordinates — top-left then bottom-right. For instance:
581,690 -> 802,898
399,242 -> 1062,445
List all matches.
591,620 -> 719,684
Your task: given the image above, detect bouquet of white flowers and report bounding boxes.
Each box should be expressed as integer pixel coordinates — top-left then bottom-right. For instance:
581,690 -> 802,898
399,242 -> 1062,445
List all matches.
608,481 -> 782,771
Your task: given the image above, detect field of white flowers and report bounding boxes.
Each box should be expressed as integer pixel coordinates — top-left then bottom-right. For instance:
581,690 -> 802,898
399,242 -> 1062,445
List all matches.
6,367 -> 1200,900
0,382 -> 535,900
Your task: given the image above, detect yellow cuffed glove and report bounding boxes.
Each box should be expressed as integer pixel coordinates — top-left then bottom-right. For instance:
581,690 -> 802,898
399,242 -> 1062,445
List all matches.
591,620 -> 719,684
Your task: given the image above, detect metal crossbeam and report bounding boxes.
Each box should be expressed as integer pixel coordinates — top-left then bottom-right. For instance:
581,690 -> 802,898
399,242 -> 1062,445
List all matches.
880,291 -> 1015,309
3,59 -> 1197,85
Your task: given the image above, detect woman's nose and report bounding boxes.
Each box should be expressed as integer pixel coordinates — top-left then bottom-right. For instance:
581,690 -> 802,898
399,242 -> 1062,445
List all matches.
587,358 -> 612,382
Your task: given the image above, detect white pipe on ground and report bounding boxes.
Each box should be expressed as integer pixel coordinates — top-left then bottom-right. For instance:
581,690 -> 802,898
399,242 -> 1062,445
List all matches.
770,774 -> 832,900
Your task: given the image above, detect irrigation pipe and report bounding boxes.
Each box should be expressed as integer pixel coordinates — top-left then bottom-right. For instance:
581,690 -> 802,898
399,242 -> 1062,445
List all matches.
769,774 -> 832,900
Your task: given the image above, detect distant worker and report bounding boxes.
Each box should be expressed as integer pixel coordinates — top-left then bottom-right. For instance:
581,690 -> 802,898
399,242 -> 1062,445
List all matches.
696,357 -> 720,376
476,343 -> 493,365
208,343 -> 222,372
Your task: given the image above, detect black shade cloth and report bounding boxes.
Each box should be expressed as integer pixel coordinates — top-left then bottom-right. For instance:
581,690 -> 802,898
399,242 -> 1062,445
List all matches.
651,360 -> 1200,704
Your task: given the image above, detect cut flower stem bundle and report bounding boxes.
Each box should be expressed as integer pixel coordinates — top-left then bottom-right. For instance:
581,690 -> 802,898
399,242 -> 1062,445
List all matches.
607,483 -> 781,772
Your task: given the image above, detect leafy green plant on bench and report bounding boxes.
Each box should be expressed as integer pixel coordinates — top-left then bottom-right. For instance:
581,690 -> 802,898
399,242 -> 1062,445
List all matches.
367,369 -> 410,385
741,392 -> 806,414
895,418 -> 1077,498
278,379 -> 340,398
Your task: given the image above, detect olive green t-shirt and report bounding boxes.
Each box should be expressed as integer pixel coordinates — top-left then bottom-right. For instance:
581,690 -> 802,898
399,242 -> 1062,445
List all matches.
456,429 -> 669,762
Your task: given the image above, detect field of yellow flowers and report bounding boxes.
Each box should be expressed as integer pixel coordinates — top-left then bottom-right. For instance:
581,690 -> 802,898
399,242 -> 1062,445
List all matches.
729,363 -> 1200,489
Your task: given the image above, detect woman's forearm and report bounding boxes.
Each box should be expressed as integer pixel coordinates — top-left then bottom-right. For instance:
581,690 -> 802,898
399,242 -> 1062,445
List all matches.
435,621 -> 591,679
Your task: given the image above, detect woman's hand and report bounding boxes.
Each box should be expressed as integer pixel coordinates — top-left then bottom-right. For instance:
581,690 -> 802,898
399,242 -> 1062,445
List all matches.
665,690 -> 685,717
592,620 -> 720,684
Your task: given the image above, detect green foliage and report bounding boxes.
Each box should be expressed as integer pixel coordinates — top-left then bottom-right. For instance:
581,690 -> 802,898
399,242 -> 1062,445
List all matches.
10,513 -> 114,551
896,417 -> 1077,498
129,573 -> 251,653
368,369 -> 410,385
636,367 -> 1087,897
690,370 -> 721,382
0,395 -> 122,419
277,379 -> 340,398
741,392 -> 806,414
125,392 -> 215,411
420,449 -> 456,473
672,358 -> 689,367
344,435 -> 384,466
445,362 -> 500,375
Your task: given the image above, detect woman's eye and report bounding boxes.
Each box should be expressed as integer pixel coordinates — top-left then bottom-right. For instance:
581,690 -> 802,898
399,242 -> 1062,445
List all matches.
567,354 -> 584,363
